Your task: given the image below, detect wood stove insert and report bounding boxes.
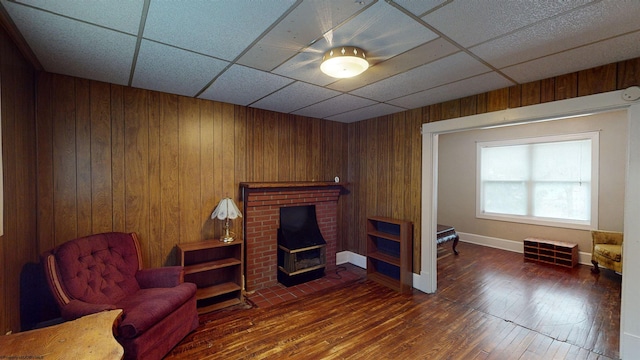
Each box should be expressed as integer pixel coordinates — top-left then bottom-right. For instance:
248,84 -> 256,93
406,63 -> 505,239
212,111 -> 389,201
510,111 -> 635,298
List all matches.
277,205 -> 327,287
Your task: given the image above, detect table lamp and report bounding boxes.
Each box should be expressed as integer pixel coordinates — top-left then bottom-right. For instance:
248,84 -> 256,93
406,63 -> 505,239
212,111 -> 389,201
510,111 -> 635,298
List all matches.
211,197 -> 242,242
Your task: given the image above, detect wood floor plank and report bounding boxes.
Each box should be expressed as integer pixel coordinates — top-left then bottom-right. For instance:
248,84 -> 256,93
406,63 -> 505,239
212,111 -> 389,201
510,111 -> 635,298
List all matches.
167,243 -> 620,359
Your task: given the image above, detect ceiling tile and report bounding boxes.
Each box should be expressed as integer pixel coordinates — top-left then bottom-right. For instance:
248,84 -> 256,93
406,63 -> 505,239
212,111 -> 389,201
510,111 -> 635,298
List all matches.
392,0 -> 448,17
143,0 -> 296,61
199,65 -> 294,105
502,31 -> 640,84
292,94 -> 376,119
388,72 -> 514,109
237,0 -> 370,71
326,103 -> 405,123
327,38 -> 460,93
351,52 -> 490,102
271,50 -> 335,86
13,0 -> 143,35
2,0 -> 135,85
132,40 -> 229,97
423,0 -> 592,47
471,0 -> 640,70
303,1 -> 439,65
251,81 -> 341,114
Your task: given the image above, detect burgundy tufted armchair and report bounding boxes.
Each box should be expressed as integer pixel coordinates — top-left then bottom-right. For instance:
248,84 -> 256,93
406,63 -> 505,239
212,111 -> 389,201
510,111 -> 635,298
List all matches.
42,232 -> 199,360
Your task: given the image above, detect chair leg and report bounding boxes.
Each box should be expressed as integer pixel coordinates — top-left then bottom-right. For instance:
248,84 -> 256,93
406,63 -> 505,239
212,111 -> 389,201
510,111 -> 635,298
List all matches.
591,259 -> 600,274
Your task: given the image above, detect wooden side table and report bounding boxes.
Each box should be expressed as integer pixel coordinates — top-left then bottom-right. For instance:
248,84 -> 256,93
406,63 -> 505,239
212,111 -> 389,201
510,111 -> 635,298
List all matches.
0,309 -> 124,359
437,224 -> 459,255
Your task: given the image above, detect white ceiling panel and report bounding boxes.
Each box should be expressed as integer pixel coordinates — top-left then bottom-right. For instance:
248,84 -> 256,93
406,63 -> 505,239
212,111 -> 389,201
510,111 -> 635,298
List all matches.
328,38 -> 460,93
292,94 -> 376,119
3,0 -> 640,123
238,0 -> 370,71
199,64 -> 294,106
143,0 -> 296,61
326,103 -> 405,123
352,52 -> 493,102
471,0 -> 640,70
273,1 -> 440,84
272,50 -> 335,86
305,1 -> 439,64
392,0 -> 448,17
13,0 -> 144,35
502,31 -> 640,84
388,72 -> 514,109
423,0 -> 592,48
251,81 -> 341,114
132,40 -> 229,97
2,0 -> 135,85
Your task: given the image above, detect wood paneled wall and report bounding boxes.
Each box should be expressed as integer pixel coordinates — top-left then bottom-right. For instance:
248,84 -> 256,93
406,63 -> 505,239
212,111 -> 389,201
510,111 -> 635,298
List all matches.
0,27 -> 37,333
346,58 -> 640,273
35,73 -> 349,270
345,110 -> 423,271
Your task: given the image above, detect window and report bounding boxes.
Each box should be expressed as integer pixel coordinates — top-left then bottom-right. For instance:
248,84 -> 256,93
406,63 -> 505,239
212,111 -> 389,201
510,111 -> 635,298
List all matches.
477,132 -> 599,229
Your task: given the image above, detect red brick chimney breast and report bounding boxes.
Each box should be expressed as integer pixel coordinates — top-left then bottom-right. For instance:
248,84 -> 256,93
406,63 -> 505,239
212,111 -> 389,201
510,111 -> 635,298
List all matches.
241,182 -> 343,290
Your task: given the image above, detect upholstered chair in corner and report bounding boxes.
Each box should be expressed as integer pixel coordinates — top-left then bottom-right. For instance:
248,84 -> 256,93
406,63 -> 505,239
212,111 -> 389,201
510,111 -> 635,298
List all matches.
591,230 -> 623,274
42,232 -> 199,360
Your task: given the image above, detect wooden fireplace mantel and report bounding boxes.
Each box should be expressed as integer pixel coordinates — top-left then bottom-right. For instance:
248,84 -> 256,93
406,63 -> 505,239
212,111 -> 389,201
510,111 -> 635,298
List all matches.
240,181 -> 347,189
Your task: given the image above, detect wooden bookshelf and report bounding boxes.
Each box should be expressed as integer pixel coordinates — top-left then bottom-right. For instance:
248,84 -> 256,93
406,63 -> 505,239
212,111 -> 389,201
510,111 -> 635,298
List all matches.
366,216 -> 413,294
177,240 -> 244,314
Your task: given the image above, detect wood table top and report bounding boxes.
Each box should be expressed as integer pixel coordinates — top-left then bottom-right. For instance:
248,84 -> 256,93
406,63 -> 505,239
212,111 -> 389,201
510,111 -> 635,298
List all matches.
0,309 -> 124,359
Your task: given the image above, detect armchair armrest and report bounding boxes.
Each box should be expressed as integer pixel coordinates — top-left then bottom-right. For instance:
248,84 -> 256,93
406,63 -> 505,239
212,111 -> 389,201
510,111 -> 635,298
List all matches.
61,300 -> 116,320
136,266 -> 184,289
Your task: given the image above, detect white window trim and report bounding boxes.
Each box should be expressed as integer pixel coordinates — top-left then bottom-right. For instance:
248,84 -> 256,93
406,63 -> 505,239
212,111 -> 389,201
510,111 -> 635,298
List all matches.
475,132 -> 599,230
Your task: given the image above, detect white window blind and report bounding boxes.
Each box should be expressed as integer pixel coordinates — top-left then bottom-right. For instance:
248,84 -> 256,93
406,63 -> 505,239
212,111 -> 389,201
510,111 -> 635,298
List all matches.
477,132 -> 599,229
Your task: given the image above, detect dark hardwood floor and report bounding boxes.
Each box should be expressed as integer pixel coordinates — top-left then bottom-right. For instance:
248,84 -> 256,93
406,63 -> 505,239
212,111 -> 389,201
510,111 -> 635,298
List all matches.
166,242 -> 621,359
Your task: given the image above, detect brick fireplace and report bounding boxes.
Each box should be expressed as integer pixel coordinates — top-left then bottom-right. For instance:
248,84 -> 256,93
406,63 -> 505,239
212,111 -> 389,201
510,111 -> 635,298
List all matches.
240,182 -> 344,291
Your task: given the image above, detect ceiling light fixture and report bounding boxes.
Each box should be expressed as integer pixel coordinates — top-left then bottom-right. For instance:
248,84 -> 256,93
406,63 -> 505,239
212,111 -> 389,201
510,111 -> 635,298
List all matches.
320,46 -> 369,78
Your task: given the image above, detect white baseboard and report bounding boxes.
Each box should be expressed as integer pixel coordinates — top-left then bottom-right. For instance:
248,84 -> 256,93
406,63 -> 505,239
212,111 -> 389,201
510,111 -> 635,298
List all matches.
336,234 -> 593,270
577,252 -> 592,266
458,232 -> 592,266
457,232 -> 523,253
336,251 -> 366,269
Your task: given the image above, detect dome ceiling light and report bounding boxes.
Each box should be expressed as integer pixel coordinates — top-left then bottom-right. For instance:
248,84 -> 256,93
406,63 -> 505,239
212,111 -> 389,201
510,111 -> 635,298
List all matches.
320,46 -> 369,78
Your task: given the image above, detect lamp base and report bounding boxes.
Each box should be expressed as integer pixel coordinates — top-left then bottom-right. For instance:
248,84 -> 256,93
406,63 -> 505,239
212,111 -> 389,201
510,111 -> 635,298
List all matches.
219,218 -> 235,242
219,235 -> 235,243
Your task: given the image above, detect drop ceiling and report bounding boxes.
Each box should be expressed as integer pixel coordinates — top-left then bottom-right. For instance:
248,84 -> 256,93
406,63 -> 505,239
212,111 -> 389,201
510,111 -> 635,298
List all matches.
2,0 -> 640,123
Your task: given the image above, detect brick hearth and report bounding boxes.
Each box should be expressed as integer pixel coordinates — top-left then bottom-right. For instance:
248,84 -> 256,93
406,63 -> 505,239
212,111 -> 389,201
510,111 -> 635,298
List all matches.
241,182 -> 344,291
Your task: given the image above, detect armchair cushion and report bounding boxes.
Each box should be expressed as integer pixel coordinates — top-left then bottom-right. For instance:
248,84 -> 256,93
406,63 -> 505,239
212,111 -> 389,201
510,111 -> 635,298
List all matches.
53,232 -> 142,305
117,283 -> 196,339
61,299 -> 116,320
593,244 -> 622,262
135,266 -> 184,289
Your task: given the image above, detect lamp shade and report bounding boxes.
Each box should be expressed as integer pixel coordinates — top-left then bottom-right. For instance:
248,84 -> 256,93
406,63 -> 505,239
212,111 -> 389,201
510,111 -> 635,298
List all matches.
211,198 -> 242,220
320,46 -> 369,78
